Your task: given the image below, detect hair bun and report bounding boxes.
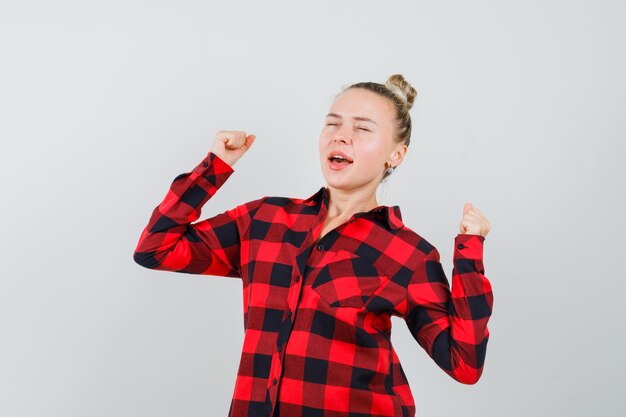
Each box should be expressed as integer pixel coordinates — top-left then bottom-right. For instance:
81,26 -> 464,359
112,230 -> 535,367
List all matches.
384,74 -> 417,110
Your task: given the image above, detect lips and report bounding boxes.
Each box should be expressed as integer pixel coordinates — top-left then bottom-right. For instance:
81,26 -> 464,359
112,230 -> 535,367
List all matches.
328,158 -> 352,170
327,149 -> 353,163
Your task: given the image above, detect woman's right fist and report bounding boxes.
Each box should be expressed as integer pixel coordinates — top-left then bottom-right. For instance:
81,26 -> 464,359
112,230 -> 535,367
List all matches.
210,130 -> 256,167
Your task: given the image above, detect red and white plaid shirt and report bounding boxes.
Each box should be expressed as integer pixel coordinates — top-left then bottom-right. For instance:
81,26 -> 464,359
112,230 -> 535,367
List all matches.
134,151 -> 493,417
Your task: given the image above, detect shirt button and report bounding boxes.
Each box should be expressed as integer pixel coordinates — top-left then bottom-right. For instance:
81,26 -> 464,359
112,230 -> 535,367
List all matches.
317,244 -> 324,250
295,276 -> 300,283
457,244 -> 465,249
272,378 -> 277,385
287,311 -> 292,317
202,161 -> 208,167
277,345 -> 282,352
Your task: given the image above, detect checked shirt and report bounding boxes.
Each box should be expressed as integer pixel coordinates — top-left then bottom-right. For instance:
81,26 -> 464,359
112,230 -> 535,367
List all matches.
133,151 -> 493,417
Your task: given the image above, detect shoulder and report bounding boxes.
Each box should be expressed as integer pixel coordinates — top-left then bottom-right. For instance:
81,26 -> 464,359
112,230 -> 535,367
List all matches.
262,186 -> 327,212
371,224 -> 442,291
247,193 -> 319,222
234,191 -> 301,210
392,224 -> 440,260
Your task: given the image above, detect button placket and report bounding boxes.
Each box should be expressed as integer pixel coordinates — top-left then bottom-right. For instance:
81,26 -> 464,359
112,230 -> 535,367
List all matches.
270,215 -> 330,409
271,239 -> 317,402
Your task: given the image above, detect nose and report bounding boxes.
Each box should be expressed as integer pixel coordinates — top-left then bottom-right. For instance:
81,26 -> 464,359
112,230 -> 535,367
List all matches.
332,125 -> 352,143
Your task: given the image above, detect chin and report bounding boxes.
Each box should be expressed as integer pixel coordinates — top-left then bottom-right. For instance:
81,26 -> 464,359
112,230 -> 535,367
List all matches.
324,176 -> 360,190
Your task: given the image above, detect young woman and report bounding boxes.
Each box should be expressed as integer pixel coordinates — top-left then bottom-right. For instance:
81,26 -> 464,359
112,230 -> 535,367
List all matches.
133,74 -> 493,417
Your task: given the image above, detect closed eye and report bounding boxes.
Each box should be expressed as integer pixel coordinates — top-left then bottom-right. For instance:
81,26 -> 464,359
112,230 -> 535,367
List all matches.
326,122 -> 370,132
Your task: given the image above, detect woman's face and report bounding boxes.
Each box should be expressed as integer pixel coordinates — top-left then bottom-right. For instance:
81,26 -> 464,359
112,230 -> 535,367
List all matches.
319,87 -> 404,191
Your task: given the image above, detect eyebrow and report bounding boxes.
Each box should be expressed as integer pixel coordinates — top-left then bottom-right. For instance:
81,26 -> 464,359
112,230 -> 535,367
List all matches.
325,112 -> 378,126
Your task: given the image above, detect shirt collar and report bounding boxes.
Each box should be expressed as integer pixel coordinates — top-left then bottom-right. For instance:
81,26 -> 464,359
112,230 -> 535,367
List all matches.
304,186 -> 403,230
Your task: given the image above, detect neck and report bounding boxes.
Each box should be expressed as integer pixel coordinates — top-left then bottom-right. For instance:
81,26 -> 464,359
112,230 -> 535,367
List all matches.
325,185 -> 379,219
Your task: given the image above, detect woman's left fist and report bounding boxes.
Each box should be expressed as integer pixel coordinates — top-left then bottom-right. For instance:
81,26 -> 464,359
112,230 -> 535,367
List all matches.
460,203 -> 491,238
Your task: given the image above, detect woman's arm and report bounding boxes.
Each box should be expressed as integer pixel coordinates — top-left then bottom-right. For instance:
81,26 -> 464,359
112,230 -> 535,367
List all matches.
403,233 -> 493,384
133,150 -> 265,278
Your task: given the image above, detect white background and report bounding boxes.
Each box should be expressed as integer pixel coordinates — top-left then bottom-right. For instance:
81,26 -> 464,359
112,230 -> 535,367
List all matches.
1,1 -> 624,416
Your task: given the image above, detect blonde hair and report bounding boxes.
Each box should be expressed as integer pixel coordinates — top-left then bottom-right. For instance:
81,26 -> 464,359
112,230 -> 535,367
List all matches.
338,74 -> 418,181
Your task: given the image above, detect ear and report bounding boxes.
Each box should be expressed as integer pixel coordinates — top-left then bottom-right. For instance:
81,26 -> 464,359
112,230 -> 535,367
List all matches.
388,145 -> 408,166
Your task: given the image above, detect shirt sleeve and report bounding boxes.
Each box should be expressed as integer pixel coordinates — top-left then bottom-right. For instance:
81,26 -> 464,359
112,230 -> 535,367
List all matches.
403,233 -> 493,384
133,151 -> 266,278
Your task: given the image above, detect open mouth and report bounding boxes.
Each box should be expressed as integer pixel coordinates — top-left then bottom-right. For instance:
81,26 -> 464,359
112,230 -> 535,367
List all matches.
328,155 -> 353,170
328,155 -> 353,165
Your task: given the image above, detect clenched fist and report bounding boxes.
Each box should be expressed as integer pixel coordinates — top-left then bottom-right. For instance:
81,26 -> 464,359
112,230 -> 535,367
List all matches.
460,203 -> 491,238
210,130 -> 257,167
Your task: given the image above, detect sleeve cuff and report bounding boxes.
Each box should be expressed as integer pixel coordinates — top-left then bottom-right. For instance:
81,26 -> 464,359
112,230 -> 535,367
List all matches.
454,233 -> 484,260
192,151 -> 235,176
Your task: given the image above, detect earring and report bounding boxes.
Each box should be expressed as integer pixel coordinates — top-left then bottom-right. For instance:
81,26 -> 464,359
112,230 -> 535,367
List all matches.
385,162 -> 395,175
